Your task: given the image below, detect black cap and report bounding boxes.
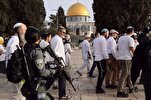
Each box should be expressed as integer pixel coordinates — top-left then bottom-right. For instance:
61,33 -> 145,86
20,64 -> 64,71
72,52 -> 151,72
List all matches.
25,26 -> 40,43
26,26 -> 40,34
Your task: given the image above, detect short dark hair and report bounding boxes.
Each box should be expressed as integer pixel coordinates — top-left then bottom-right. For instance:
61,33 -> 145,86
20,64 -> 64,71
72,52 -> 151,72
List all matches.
41,33 -> 51,40
25,26 -> 40,44
126,26 -> 134,33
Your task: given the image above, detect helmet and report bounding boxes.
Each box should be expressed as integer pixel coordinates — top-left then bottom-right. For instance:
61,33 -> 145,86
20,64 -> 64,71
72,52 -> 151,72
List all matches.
0,37 -> 4,44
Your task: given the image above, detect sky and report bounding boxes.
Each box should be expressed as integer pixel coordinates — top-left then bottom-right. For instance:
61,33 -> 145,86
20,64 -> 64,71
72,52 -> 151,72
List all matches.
43,0 -> 94,22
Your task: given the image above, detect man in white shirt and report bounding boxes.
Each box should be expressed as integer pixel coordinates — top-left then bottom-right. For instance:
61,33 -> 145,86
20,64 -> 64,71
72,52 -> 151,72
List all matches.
89,32 -> 100,77
6,22 -> 27,100
64,34 -> 73,72
50,26 -> 70,99
76,33 -> 92,76
105,29 -> 119,89
6,23 -> 27,61
93,29 -> 109,93
116,26 -> 135,97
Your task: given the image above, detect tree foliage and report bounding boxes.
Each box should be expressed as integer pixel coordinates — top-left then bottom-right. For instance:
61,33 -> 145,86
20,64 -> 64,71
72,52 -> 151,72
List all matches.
57,6 -> 66,27
48,6 -> 66,35
49,6 -> 66,29
0,0 -> 46,34
93,0 -> 151,33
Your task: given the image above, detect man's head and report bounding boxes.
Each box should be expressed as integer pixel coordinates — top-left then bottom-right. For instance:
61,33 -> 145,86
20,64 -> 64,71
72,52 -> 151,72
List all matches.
85,33 -> 91,41
126,26 -> 134,36
110,29 -> 118,38
64,34 -> 71,42
13,22 -> 27,35
41,32 -> 51,42
95,32 -> 100,37
100,28 -> 109,38
57,26 -> 66,38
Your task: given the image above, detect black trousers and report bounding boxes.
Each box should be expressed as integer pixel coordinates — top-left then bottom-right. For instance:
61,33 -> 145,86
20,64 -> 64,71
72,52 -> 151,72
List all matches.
45,70 -> 66,97
96,59 -> 106,91
89,57 -> 97,76
143,83 -> 151,100
0,61 -> 6,74
131,57 -> 142,86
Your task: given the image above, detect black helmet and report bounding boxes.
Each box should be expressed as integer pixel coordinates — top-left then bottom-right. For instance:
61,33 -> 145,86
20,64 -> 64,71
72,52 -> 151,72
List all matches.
25,26 -> 40,43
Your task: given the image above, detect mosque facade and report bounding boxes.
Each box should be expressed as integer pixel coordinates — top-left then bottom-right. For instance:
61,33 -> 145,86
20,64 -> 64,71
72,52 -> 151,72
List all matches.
66,3 -> 95,35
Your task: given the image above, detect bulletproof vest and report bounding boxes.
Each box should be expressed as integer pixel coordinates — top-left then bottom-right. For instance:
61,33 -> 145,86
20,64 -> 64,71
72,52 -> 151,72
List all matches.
24,43 -> 40,81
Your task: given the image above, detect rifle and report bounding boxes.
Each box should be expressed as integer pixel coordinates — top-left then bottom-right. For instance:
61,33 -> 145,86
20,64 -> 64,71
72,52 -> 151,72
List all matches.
17,33 -> 38,98
44,45 -> 76,91
17,33 -> 31,81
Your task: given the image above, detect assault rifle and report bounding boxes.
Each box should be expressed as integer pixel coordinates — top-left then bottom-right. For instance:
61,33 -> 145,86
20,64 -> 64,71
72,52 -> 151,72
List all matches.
44,45 -> 76,91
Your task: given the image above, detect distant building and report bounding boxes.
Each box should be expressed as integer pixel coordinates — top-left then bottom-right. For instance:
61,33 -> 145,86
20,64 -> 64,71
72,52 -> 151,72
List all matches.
66,3 -> 95,35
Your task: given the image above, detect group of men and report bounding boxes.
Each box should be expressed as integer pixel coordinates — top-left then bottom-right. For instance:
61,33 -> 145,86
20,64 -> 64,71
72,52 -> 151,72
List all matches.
5,22 -> 71,100
3,22 -> 151,100
78,26 -> 150,98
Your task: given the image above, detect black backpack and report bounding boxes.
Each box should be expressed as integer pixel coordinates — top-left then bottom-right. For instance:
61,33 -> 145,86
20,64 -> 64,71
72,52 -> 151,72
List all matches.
6,47 -> 24,83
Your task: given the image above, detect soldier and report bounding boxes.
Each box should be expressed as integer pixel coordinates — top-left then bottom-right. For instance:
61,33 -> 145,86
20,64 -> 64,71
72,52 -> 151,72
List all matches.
21,27 -> 53,100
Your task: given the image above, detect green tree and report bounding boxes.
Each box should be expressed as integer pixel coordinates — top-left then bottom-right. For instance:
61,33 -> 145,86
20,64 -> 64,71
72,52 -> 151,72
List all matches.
0,0 -> 46,34
57,6 -> 66,27
48,6 -> 66,34
49,14 -> 57,28
93,0 -> 151,33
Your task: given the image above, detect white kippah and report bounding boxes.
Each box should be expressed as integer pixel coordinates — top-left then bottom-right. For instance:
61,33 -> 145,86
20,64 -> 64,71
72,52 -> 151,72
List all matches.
110,29 -> 118,34
101,28 -> 109,33
13,22 -> 24,29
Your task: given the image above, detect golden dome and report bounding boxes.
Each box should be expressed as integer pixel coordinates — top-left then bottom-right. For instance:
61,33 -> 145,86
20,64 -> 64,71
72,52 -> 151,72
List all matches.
67,3 -> 90,17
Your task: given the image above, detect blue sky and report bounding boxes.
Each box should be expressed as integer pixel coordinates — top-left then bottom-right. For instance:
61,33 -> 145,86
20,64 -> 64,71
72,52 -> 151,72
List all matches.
43,0 -> 94,21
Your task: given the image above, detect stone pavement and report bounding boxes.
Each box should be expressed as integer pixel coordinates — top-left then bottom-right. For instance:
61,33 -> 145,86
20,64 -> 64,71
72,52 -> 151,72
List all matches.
0,48 -> 145,100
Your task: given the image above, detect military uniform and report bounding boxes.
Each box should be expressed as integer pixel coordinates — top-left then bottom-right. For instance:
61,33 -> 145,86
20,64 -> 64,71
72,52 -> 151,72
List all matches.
21,43 -> 53,100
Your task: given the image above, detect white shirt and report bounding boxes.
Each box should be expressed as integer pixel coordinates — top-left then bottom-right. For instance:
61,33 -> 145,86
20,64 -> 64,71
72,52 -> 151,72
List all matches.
0,45 -> 6,61
107,37 -> 117,59
6,35 -> 19,60
93,35 -> 109,61
51,35 -> 65,62
80,40 -> 91,60
39,40 -> 54,63
64,43 -> 73,55
39,40 -> 49,49
64,43 -> 73,66
117,35 -> 135,60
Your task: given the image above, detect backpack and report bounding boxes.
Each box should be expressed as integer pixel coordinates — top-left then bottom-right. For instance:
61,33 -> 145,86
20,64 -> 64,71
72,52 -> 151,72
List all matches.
6,48 -> 24,83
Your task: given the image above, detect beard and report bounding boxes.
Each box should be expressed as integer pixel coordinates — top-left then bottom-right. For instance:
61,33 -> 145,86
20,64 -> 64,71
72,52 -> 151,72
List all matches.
20,34 -> 26,45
